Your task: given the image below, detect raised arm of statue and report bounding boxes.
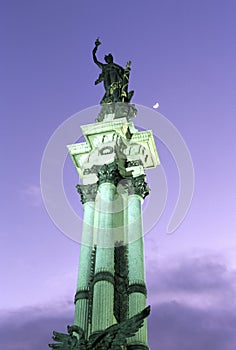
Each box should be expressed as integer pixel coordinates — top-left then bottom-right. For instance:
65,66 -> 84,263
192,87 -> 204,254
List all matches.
92,38 -> 103,69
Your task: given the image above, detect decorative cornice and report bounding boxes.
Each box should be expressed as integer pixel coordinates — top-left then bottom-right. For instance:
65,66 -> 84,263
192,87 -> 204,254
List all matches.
97,162 -> 122,186
126,175 -> 150,199
126,159 -> 143,167
74,289 -> 89,304
128,283 -> 147,297
83,165 -> 102,175
76,183 -> 98,204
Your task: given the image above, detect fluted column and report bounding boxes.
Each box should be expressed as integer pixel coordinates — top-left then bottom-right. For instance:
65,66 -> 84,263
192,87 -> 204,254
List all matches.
126,175 -> 150,350
74,183 -> 98,338
91,163 -> 121,332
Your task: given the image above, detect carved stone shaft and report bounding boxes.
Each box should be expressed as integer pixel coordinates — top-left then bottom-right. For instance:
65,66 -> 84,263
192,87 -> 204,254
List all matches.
126,190 -> 149,348
92,182 -> 116,332
74,199 -> 95,338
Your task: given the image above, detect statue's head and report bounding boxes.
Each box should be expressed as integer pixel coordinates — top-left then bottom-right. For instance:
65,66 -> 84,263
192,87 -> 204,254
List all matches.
104,54 -> 113,63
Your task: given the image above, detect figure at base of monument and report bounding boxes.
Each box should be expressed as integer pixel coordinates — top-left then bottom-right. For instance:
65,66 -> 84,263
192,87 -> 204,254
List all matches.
49,306 -> 150,349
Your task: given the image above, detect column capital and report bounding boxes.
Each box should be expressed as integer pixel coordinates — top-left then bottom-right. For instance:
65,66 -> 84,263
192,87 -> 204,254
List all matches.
76,183 -> 98,204
97,162 -> 122,186
126,175 -> 150,199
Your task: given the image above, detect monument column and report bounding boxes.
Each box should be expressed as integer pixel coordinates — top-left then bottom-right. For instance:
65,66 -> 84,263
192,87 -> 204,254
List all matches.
127,175 -> 150,350
49,39 -> 160,350
74,183 -> 98,338
91,163 -> 121,332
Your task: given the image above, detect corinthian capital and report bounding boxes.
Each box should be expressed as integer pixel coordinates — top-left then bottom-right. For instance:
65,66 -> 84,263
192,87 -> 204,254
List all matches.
97,162 -> 122,186
76,183 -> 98,204
126,175 -> 150,199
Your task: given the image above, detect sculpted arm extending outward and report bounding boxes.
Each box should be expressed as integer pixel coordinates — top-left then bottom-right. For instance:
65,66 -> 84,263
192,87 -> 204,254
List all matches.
92,38 -> 103,69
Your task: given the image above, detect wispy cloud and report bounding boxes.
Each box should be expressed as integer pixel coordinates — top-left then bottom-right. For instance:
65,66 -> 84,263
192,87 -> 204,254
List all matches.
0,306 -> 73,350
1,252 -> 236,350
149,301 -> 236,350
147,252 -> 236,309
146,252 -> 236,349
20,184 -> 42,207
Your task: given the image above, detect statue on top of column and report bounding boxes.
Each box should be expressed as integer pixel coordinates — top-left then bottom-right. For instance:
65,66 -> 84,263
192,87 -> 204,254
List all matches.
92,38 -> 134,105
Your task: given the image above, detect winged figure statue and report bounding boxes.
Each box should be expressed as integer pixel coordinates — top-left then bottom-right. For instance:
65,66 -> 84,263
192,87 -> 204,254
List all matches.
49,305 -> 150,350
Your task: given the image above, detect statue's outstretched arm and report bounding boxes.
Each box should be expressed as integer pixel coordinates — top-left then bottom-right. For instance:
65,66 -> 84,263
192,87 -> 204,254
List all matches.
92,38 -> 103,69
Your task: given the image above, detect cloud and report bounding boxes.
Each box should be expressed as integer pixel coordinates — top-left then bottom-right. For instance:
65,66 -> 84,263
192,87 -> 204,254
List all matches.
20,184 -> 42,207
148,301 -> 236,350
146,252 -> 236,309
145,252 -> 236,349
0,307 -> 73,350
1,298 -> 236,350
1,253 -> 236,350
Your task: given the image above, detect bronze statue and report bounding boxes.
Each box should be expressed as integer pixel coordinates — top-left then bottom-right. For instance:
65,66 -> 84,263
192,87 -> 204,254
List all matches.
48,327 -> 79,349
92,38 -> 134,104
49,305 -> 150,349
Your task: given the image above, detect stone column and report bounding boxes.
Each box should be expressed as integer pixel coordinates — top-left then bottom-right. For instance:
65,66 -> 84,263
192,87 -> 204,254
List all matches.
91,163 -> 121,333
127,175 -> 150,350
74,183 -> 98,338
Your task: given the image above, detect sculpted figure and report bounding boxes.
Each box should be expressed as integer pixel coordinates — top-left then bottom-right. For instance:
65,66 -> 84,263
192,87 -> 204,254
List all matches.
49,306 -> 150,349
92,38 -> 134,104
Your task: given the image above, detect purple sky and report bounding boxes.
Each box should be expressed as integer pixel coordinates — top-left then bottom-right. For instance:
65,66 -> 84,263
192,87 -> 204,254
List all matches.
1,1 -> 236,349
